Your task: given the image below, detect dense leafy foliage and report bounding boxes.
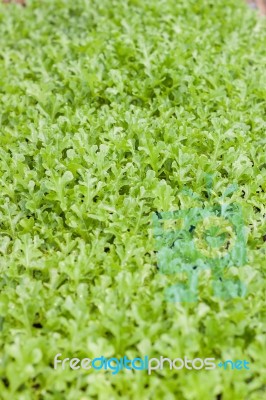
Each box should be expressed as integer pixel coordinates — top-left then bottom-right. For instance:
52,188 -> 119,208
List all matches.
0,0 -> 265,399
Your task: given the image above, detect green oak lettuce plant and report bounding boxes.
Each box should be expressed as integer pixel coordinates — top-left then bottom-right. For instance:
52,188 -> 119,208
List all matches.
0,0 -> 265,399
